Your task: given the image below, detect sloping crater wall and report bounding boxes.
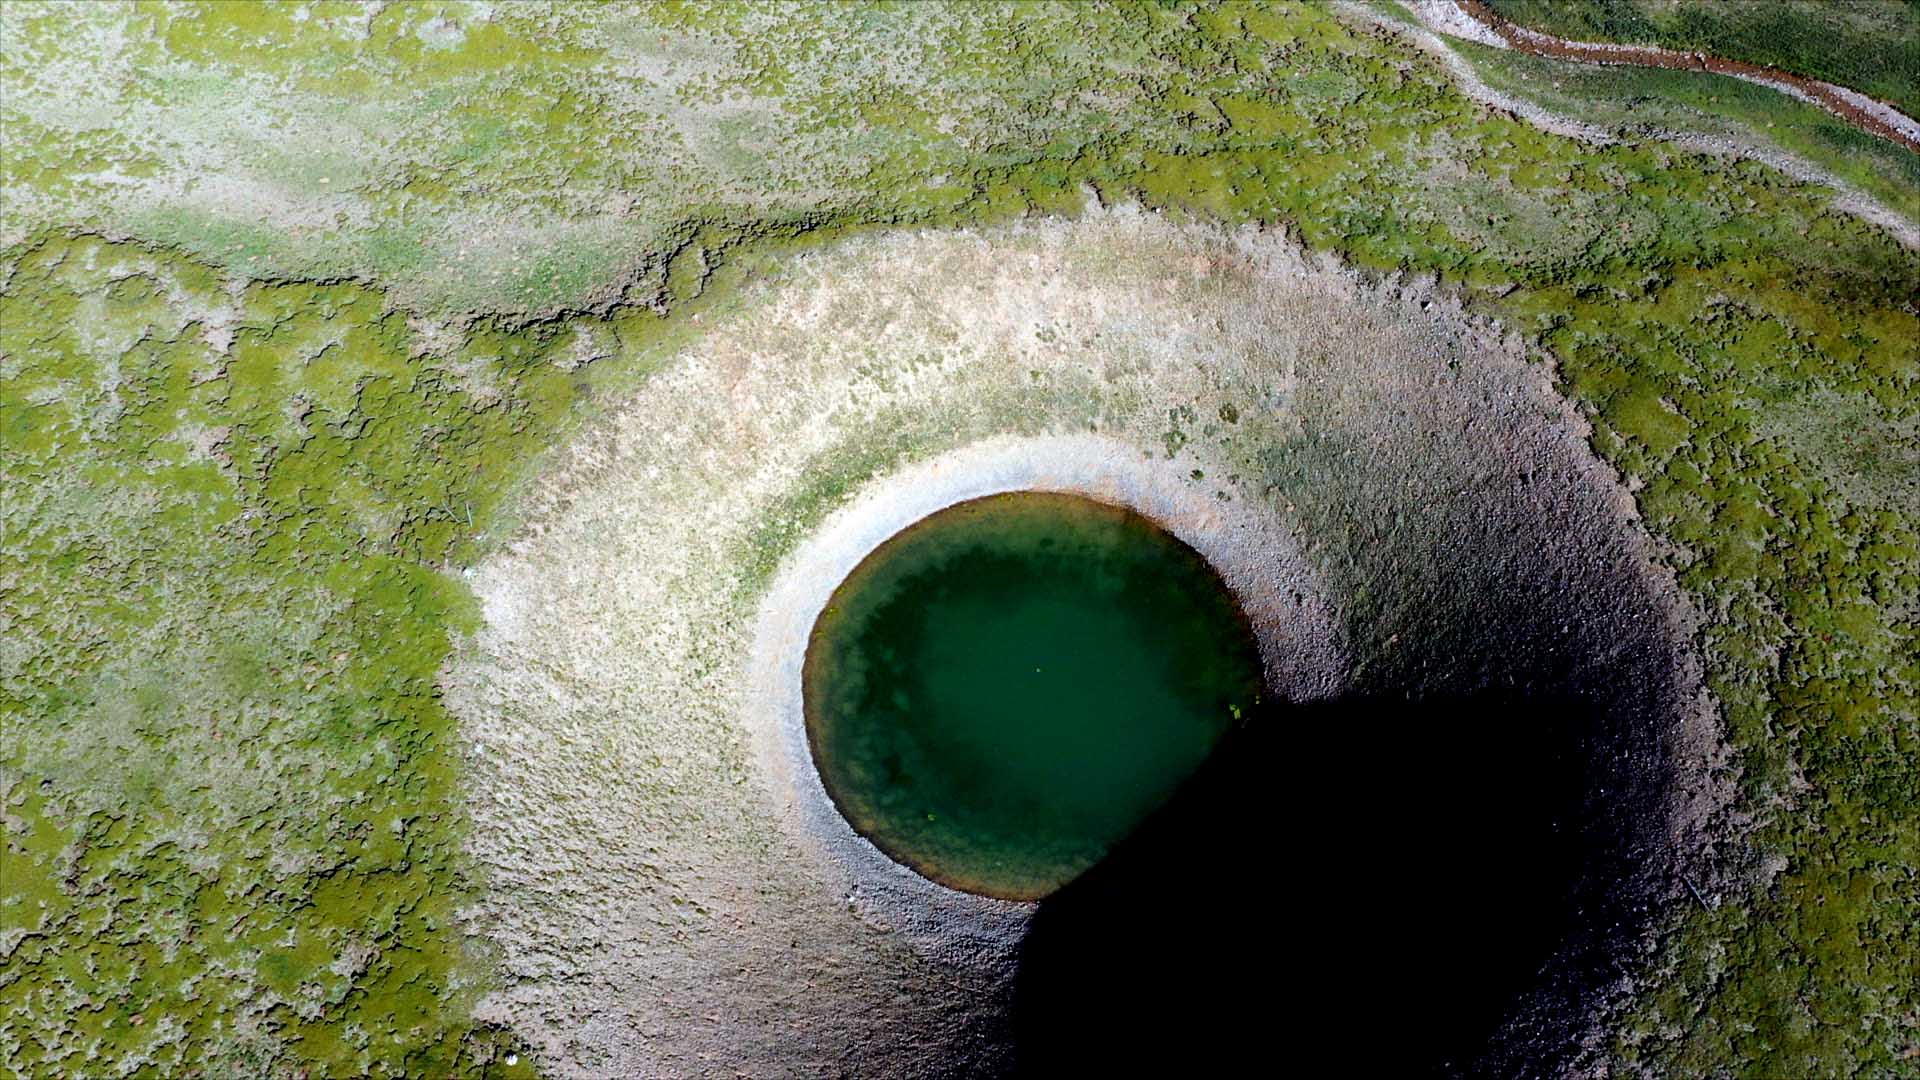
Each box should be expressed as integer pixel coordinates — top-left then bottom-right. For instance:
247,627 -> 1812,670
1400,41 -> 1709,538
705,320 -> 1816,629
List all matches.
443,209 -> 1730,1077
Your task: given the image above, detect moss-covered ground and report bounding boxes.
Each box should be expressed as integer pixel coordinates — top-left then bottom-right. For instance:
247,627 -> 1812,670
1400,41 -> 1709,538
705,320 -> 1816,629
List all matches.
3,1 -> 1916,1075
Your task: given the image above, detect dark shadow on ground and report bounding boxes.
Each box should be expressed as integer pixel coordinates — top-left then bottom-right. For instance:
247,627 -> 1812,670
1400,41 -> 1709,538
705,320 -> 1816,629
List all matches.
1010,691 -> 1628,1077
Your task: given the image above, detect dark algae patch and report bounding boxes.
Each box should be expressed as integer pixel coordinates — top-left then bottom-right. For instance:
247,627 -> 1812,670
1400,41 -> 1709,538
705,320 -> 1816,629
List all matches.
803,492 -> 1264,900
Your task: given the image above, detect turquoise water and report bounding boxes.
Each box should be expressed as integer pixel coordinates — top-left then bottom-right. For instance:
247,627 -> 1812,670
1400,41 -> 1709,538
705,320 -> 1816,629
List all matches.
804,492 -> 1265,900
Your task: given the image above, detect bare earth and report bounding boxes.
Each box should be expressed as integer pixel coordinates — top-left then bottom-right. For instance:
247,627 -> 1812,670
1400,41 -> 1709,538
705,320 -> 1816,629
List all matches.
443,208 -> 1738,1076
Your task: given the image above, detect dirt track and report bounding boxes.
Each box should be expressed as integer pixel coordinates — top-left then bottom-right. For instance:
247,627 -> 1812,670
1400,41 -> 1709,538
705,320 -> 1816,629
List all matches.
1455,0 -> 1920,154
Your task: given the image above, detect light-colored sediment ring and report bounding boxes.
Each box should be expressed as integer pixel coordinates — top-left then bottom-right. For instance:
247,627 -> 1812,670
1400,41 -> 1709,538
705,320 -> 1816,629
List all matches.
744,432 -> 1347,947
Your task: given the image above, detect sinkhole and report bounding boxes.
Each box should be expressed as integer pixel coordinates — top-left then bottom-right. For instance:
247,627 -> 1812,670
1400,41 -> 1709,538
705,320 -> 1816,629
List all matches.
802,490 -> 1267,901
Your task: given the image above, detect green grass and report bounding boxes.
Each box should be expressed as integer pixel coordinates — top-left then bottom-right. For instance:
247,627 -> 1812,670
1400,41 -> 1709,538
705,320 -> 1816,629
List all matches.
1487,0 -> 1920,115
1455,37 -> 1920,226
3,1 -> 1918,1075
0,237 -> 585,1077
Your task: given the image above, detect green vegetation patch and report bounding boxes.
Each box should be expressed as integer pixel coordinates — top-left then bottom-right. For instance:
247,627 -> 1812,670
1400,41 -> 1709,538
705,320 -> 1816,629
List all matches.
1488,0 -> 1920,115
0,235 -> 590,1077
1448,36 -> 1920,227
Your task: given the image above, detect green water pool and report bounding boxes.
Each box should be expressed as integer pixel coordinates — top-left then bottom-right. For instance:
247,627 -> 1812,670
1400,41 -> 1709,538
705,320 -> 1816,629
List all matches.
803,491 -> 1266,900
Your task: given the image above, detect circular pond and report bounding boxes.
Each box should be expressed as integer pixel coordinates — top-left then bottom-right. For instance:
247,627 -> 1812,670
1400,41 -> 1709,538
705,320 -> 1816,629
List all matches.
802,491 -> 1266,900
